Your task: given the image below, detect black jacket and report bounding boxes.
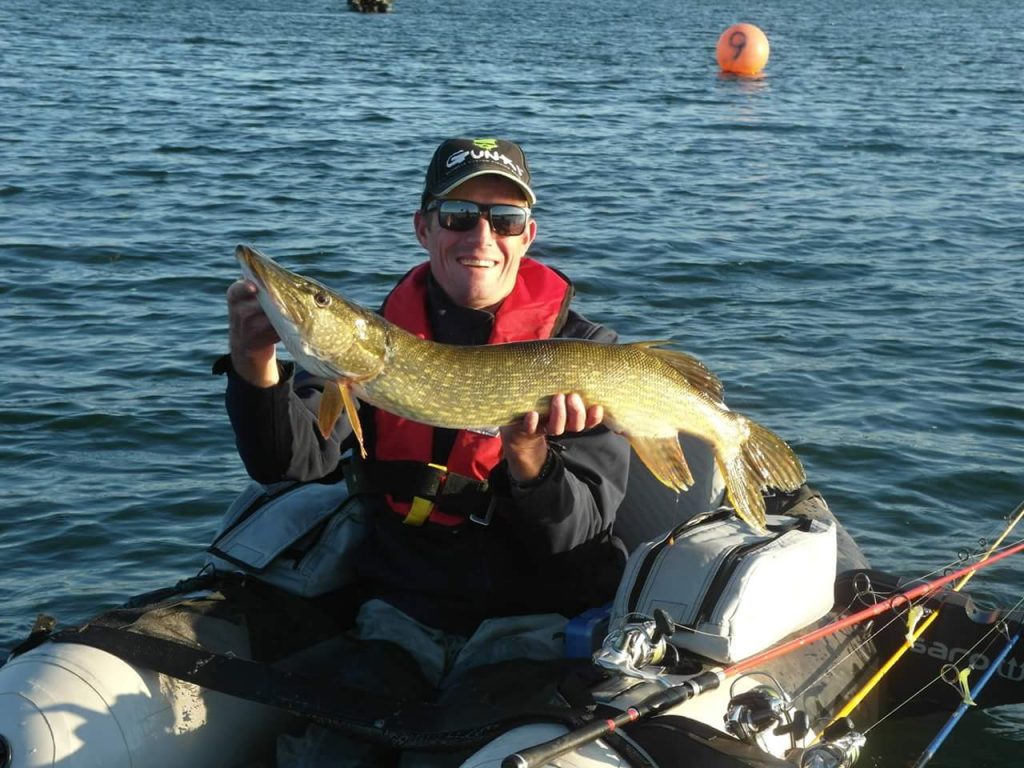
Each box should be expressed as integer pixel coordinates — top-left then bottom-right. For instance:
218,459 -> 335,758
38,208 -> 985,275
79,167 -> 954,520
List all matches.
220,274 -> 631,634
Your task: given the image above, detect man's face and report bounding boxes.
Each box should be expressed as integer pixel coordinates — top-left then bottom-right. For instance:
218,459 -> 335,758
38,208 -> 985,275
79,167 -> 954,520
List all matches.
414,175 -> 537,311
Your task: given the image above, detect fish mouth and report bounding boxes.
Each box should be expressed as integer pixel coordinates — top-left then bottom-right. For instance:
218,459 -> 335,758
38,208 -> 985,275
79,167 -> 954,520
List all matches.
235,244 -> 299,324
236,244 -> 270,292
236,244 -> 271,292
235,243 -> 314,363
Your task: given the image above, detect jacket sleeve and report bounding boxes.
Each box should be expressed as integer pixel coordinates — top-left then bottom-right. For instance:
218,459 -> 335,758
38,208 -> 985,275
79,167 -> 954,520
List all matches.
216,355 -> 351,483
489,312 -> 631,555
494,427 -> 631,556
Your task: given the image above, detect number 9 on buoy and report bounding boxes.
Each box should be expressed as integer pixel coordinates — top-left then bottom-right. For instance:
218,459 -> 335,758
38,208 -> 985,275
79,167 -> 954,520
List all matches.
716,23 -> 770,76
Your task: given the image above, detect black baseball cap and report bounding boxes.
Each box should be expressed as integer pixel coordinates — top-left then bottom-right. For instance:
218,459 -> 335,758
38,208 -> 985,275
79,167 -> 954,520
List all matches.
422,138 -> 536,209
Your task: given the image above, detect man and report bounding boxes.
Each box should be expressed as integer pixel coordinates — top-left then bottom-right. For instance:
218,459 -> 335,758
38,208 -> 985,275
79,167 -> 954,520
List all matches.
220,137 -> 631,764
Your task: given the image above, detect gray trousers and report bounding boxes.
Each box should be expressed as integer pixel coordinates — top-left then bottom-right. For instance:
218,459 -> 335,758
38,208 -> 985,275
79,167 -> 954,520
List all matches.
276,600 -> 569,768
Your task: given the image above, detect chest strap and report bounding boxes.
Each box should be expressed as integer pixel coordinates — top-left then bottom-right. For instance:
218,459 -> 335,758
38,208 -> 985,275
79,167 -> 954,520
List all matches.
349,459 -> 495,526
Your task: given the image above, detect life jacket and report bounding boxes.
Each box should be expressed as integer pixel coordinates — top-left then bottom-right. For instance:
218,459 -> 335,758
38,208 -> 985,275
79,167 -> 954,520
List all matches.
372,258 -> 572,526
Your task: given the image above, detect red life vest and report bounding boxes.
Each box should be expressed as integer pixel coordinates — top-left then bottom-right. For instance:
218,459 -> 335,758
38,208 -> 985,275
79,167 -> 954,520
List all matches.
374,258 -> 572,526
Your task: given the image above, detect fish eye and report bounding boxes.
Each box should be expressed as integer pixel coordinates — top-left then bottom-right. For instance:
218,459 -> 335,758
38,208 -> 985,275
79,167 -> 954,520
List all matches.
313,291 -> 331,308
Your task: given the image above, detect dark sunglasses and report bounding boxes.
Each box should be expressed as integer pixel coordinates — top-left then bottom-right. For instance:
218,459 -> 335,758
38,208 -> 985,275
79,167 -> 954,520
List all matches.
426,199 -> 531,237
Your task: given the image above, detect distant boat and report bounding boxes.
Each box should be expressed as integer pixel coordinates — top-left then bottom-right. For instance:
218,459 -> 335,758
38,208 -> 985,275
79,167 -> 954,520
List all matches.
348,0 -> 392,11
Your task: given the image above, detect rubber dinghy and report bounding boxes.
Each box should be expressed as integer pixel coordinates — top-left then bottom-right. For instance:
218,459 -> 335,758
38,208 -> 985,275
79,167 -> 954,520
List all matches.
1,441 -> 1022,768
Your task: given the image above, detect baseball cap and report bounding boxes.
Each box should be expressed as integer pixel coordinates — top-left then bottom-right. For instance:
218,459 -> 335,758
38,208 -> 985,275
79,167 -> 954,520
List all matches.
422,138 -> 536,209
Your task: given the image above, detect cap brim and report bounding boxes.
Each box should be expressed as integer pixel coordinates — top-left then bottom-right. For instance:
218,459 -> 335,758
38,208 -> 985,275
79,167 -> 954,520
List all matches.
435,169 -> 537,206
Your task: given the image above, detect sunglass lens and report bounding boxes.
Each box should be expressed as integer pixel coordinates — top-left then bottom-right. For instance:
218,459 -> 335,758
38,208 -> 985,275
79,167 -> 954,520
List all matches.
437,201 -> 479,232
488,206 -> 528,236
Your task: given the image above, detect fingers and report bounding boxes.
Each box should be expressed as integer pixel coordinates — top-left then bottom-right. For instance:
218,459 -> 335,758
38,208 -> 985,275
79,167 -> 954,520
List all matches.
502,393 -> 604,441
500,410 -> 539,441
228,280 -> 279,348
227,279 -> 281,387
544,394 -> 603,436
546,394 -> 568,435
226,278 -> 258,304
522,410 -> 541,435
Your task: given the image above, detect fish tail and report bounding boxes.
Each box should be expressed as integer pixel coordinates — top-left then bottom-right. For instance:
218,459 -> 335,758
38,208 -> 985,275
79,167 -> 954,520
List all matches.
718,418 -> 806,533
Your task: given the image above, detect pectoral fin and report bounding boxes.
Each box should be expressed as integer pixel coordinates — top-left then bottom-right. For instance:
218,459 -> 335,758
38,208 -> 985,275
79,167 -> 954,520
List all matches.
340,384 -> 367,459
317,380 -> 367,459
318,380 -> 345,440
628,435 -> 693,493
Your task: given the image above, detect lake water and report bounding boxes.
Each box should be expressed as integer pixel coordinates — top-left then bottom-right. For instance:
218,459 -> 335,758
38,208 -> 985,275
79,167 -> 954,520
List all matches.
1,0 -> 1022,764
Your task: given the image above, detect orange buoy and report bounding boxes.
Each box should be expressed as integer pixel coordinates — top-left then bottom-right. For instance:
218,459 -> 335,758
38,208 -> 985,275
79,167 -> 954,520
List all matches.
716,23 -> 770,76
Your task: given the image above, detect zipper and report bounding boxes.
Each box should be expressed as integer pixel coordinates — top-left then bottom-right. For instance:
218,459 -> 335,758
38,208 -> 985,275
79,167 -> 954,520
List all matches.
213,481 -> 299,543
626,507 -> 735,612
693,533 -> 782,624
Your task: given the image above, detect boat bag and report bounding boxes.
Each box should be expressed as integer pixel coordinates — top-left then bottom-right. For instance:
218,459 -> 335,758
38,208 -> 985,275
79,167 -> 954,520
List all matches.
206,476 -> 369,598
611,508 -> 837,664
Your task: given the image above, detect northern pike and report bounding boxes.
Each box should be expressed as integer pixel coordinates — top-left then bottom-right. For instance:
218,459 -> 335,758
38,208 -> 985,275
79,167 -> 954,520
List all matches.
235,244 -> 805,532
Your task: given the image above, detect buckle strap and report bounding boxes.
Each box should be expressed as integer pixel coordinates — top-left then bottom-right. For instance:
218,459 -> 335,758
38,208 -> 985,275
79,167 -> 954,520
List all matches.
359,460 -> 493,526
406,463 -> 448,526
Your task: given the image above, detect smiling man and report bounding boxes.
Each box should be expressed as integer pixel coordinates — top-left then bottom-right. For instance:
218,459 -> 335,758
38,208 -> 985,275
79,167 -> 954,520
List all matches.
414,139 -> 536,312
221,137 -> 631,767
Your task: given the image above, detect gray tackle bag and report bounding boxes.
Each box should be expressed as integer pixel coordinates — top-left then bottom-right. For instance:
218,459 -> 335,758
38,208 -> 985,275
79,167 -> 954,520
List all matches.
206,478 -> 369,598
610,508 -> 837,664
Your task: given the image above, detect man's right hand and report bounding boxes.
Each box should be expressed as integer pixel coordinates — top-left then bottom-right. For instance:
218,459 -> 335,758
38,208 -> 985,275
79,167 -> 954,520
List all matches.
227,279 -> 281,388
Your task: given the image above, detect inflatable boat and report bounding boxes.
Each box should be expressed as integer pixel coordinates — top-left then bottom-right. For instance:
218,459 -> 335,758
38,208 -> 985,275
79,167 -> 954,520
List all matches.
2,443 -> 1022,768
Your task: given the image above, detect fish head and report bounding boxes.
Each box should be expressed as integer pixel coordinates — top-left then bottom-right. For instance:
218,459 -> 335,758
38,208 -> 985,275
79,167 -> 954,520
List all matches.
235,244 -> 386,381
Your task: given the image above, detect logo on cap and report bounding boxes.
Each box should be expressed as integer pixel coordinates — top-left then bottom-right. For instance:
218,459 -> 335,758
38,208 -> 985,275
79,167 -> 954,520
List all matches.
444,143 -> 525,179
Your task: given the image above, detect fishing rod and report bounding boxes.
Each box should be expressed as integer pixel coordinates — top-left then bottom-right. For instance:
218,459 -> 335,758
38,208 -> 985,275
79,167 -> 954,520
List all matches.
910,619 -> 1024,768
501,537 -> 1024,768
817,500 -> 1024,735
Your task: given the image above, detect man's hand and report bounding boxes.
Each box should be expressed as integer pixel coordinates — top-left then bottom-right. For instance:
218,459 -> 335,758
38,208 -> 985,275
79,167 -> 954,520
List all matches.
227,279 -> 281,388
501,393 -> 604,484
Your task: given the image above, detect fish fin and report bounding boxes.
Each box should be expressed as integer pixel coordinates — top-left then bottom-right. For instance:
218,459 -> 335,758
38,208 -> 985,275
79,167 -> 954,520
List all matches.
628,435 -> 694,492
318,380 -> 345,440
632,343 -> 725,402
340,384 -> 367,459
317,382 -> 367,458
716,418 -> 806,534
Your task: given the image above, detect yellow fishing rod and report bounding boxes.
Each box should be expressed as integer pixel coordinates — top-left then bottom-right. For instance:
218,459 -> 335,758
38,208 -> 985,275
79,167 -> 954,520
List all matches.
816,499 -> 1024,738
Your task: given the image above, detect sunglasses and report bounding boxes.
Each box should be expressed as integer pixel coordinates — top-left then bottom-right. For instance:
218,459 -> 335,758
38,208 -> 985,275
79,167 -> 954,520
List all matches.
426,199 -> 531,237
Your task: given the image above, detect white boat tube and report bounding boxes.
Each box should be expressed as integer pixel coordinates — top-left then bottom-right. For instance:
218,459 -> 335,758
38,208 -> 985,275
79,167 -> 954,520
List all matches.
0,641 -> 288,768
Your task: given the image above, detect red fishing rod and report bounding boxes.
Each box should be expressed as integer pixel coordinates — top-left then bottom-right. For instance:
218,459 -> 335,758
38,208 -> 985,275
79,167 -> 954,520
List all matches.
502,538 -> 1024,768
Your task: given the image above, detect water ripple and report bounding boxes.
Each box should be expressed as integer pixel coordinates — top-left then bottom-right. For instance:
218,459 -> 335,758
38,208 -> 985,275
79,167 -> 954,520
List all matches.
2,0 -> 1023,760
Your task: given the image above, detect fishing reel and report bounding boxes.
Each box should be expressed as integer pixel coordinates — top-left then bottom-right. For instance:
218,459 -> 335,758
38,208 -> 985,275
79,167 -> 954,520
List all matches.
594,609 -> 681,683
724,680 -> 807,752
798,718 -> 865,768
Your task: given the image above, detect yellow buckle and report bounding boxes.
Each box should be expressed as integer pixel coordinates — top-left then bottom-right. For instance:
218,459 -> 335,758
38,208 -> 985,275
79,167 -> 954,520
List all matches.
404,463 -> 447,526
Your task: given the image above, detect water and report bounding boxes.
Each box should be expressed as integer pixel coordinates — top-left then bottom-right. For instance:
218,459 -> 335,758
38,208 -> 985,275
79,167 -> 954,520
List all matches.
1,0 -> 1022,764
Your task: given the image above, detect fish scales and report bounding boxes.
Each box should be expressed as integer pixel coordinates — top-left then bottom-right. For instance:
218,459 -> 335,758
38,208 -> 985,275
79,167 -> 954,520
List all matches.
367,338 -> 722,436
235,245 -> 806,532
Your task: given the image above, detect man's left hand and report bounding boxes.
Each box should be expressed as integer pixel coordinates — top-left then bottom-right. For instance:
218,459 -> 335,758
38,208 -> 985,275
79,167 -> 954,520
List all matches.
501,393 -> 604,484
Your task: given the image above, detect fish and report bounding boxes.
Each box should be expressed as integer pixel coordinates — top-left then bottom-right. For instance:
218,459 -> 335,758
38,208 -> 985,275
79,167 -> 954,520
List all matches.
235,244 -> 806,532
